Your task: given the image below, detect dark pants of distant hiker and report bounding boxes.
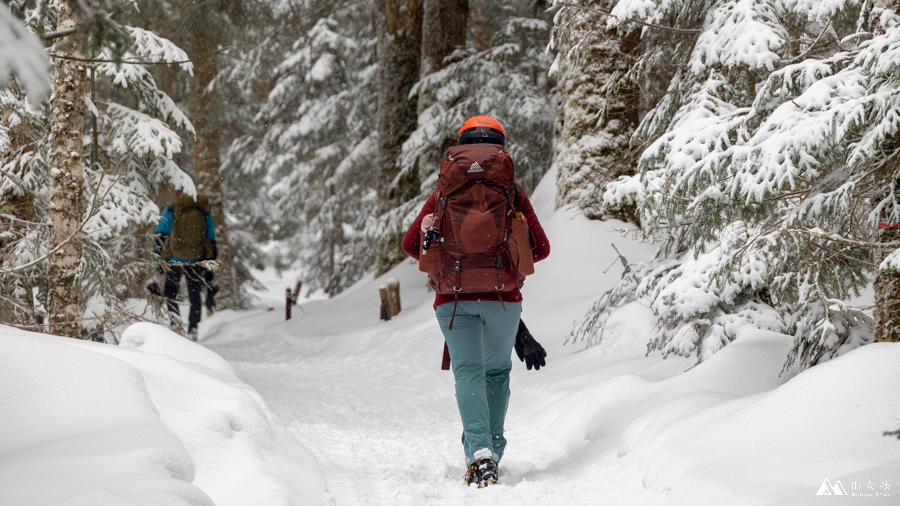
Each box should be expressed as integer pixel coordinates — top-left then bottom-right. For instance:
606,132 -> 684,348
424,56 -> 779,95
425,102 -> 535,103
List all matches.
164,264 -> 210,332
436,300 -> 522,466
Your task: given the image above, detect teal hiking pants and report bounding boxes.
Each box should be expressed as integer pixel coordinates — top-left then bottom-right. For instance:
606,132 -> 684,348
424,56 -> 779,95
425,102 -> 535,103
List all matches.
436,300 -> 522,466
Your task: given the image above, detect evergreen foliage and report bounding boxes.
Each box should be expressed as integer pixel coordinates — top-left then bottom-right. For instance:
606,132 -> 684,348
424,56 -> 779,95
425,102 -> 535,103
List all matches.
570,0 -> 900,369
230,0 -> 555,297
0,3 -> 194,339
227,1 -> 379,296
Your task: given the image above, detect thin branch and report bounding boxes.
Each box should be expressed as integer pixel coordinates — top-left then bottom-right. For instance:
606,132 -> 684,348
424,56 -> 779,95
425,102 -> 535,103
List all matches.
0,213 -> 51,227
554,2 -> 701,34
0,165 -> 115,276
41,28 -> 78,40
784,227 -> 900,249
47,46 -> 233,66
784,18 -> 834,65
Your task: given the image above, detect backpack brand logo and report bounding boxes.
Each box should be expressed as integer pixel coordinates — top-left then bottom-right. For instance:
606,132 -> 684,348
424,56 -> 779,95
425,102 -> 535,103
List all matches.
817,479 -> 847,495
467,162 -> 484,173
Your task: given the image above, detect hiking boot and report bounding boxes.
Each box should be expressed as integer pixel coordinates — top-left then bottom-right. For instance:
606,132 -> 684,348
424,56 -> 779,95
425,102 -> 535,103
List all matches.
168,318 -> 182,335
476,458 -> 498,487
464,462 -> 480,486
187,329 -> 198,342
464,458 -> 498,488
206,303 -> 215,316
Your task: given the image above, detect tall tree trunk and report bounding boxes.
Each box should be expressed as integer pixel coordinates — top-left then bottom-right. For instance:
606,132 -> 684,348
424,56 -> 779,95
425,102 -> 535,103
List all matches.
375,0 -> 422,194
375,0 -> 422,274
47,0 -> 86,338
553,1 -> 640,221
414,0 -> 468,191
469,0 -> 496,52
874,159 -> 900,343
421,0 -> 468,75
872,0 -> 900,343
184,19 -> 238,309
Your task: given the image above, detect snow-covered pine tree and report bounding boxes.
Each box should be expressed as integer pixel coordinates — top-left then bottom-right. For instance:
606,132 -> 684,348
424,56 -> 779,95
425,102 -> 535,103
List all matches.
215,3 -> 281,300
228,0 -> 554,298
179,2 -> 249,310
229,1 -> 380,296
366,0 -> 556,286
397,0 -> 555,197
550,0 -> 640,220
571,0 -> 899,369
0,3 -> 52,328
1,2 -> 195,339
868,0 -> 900,343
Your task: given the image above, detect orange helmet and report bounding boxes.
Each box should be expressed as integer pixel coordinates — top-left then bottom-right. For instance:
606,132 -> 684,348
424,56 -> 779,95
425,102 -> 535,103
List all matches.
457,116 -> 505,146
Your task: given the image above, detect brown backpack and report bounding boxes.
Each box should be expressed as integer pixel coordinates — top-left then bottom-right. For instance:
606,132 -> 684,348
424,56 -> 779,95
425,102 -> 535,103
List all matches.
419,143 -> 534,294
169,194 -> 213,261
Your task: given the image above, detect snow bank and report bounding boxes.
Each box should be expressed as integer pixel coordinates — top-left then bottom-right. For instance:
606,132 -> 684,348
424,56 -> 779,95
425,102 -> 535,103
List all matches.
0,323 -> 328,506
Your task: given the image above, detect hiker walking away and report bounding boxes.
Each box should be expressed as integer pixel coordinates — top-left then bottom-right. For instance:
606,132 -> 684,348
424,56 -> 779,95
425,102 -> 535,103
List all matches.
402,116 -> 550,488
154,189 -> 218,341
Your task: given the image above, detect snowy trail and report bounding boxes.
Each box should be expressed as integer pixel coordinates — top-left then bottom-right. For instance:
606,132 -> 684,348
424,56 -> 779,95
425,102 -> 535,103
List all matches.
201,289 -> 586,505
196,186 -> 680,504
194,178 -> 900,505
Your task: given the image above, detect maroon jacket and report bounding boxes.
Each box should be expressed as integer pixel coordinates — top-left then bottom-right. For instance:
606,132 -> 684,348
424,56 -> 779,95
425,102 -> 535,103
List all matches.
402,191 -> 550,309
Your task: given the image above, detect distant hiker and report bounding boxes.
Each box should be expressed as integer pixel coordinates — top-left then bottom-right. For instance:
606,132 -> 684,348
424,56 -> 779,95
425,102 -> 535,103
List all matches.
402,116 -> 550,488
154,189 -> 219,341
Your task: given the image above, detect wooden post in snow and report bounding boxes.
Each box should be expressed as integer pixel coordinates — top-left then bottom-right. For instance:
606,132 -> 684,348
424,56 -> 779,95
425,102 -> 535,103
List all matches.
386,278 -> 401,317
379,286 -> 391,321
286,288 -> 293,320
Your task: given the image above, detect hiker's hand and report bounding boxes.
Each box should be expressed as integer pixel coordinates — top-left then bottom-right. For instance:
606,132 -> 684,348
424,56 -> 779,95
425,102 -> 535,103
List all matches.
514,319 -> 547,371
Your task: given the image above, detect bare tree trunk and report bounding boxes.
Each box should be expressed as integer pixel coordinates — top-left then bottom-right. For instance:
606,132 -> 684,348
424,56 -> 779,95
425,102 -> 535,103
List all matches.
47,0 -> 86,338
185,19 -> 239,309
421,0 -> 468,75
553,1 -> 640,221
375,0 -> 422,274
469,0 -> 496,52
375,0 -> 422,195
872,0 -> 900,343
874,167 -> 900,343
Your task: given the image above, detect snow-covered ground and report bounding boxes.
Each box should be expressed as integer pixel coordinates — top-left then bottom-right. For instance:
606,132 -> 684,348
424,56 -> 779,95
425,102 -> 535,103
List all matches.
2,169 -> 899,505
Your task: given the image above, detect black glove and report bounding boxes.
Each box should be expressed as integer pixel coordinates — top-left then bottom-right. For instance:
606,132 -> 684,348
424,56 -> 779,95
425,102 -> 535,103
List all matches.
422,228 -> 441,251
514,319 -> 547,371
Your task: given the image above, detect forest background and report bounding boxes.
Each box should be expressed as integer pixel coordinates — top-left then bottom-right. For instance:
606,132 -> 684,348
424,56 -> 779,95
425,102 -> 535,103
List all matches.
2,0 -> 900,372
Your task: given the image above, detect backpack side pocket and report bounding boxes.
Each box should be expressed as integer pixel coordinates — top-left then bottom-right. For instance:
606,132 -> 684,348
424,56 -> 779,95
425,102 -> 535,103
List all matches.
418,230 -> 442,273
508,214 -> 534,276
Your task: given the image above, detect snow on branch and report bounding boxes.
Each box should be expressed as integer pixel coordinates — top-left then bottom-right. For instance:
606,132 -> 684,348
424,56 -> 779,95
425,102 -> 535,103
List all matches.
125,26 -> 193,74
95,61 -> 193,133
104,104 -> 183,160
0,3 -> 49,102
